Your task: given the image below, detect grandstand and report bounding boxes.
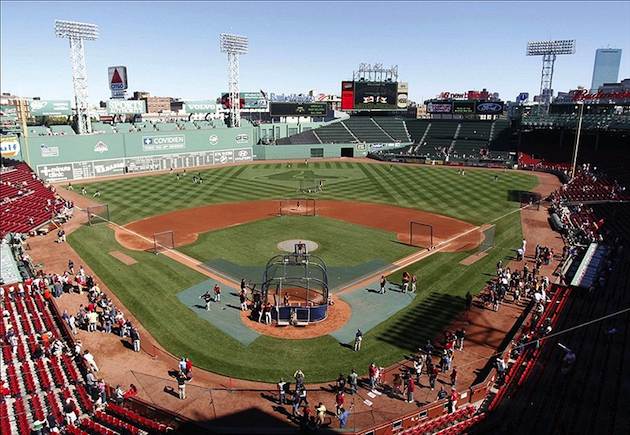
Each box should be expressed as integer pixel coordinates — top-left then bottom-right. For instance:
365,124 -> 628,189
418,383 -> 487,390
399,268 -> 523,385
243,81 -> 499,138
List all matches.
0,160 -> 66,238
0,236 -> 180,434
277,117 -> 410,145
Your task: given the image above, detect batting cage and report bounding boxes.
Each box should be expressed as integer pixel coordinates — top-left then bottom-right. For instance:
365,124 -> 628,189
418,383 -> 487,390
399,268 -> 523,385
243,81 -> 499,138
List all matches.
408,221 -> 434,249
254,245 -> 330,324
86,204 -> 110,225
298,179 -> 325,194
279,198 -> 316,216
519,191 -> 542,210
153,230 -> 175,254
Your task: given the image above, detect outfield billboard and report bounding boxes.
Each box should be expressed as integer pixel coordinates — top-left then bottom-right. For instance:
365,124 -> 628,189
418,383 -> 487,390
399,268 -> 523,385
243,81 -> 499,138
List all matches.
427,102 -> 453,113
270,102 -> 328,117
183,100 -> 219,113
106,99 -> 146,115
452,101 -> 476,114
221,92 -> 268,110
29,100 -> 72,116
0,135 -> 20,158
108,66 -> 128,98
354,81 -> 398,110
475,101 -> 504,114
341,81 -> 355,110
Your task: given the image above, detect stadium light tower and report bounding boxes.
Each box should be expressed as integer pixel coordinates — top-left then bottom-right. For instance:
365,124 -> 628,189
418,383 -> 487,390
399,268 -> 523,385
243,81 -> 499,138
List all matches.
527,39 -> 576,113
220,33 -> 248,128
55,19 -> 99,134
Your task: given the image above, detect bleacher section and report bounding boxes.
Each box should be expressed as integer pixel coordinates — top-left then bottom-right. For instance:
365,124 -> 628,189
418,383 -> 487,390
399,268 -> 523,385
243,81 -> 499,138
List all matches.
342,117 -> 393,143
0,160 -> 65,237
277,117 -> 411,145
312,121 -> 356,143
373,117 -> 411,142
521,113 -> 630,131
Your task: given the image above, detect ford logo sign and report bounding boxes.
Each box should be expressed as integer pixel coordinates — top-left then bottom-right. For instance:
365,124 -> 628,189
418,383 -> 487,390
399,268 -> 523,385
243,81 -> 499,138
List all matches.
477,103 -> 502,112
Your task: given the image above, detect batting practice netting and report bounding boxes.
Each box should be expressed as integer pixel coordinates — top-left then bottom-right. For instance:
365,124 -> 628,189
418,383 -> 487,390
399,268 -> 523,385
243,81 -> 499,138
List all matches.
254,248 -> 330,323
298,179 -> 325,194
86,204 -> 110,225
153,230 -> 175,254
408,221 -> 434,249
279,199 -> 316,216
520,191 -> 542,210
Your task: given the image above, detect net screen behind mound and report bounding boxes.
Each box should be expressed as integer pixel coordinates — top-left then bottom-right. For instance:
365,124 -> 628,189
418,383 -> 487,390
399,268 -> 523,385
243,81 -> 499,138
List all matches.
279,199 -> 316,216
86,204 -> 110,225
409,221 -> 434,249
153,230 -> 175,254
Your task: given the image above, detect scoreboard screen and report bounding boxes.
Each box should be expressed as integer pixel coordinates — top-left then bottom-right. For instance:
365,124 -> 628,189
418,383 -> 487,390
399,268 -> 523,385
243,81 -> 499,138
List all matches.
269,102 -> 328,117
354,81 -> 398,110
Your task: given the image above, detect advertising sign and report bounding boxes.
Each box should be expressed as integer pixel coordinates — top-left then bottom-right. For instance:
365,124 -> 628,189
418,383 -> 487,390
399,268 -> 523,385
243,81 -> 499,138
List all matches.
40,144 -> 60,158
427,102 -> 453,113
220,92 -> 268,110
213,150 -> 234,164
106,99 -> 146,115
0,105 -> 18,121
108,66 -> 128,98
341,81 -> 355,110
0,136 -> 20,157
142,135 -> 186,152
452,101 -> 476,114
475,101 -> 504,114
269,102 -> 328,117
29,100 -> 72,116
354,81 -> 398,109
517,92 -> 529,103
240,92 -> 268,109
108,66 -> 128,90
234,148 -> 253,162
183,100 -> 219,113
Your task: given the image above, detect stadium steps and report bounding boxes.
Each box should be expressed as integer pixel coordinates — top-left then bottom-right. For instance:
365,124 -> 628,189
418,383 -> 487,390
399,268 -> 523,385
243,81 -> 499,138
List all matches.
369,118 -> 396,142
453,123 -> 462,139
339,121 -> 360,142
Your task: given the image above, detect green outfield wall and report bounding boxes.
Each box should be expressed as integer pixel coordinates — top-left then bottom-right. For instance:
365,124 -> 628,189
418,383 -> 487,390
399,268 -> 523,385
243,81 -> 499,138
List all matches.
10,121 -> 407,182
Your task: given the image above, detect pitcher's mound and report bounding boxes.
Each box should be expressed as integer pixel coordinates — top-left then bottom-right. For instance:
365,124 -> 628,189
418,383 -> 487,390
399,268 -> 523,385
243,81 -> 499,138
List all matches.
277,239 -> 319,252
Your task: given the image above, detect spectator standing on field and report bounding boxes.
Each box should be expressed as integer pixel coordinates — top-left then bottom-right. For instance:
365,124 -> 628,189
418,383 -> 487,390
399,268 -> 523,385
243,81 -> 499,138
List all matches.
406,377 -> 415,403
380,275 -> 387,294
130,327 -> 140,352
354,329 -> 363,352
348,369 -> 358,395
177,374 -> 186,400
277,378 -> 286,404
455,328 -> 466,351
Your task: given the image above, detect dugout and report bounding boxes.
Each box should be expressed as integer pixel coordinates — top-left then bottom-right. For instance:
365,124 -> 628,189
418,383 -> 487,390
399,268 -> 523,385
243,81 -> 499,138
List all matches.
256,246 -> 330,324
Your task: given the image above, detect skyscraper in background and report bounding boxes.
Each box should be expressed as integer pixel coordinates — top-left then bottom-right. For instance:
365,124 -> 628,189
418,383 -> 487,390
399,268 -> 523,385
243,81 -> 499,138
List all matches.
591,48 -> 622,92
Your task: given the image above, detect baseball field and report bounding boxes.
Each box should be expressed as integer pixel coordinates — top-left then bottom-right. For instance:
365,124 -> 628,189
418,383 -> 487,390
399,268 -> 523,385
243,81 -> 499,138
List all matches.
67,161 -> 537,382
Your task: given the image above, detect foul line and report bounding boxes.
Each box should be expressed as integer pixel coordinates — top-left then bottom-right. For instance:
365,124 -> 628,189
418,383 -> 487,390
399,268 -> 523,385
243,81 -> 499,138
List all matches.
78,206 -> 240,288
337,203 -> 533,294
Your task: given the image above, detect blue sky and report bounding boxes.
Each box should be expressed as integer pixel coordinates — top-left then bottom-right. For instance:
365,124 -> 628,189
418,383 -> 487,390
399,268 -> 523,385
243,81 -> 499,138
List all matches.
2,1 -> 629,103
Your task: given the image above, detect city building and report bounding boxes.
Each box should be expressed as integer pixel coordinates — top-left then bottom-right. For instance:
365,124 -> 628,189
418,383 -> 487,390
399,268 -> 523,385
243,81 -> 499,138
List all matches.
591,48 -> 622,92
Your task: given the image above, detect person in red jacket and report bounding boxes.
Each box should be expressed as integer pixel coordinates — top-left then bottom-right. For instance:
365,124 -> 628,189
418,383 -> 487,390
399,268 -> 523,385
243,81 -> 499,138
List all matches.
335,390 -> 345,416
406,377 -> 415,403
185,358 -> 193,380
368,363 -> 378,391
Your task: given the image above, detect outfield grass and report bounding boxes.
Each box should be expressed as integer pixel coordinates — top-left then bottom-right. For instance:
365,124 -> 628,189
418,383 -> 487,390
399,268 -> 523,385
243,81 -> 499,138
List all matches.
67,162 -> 536,382
75,162 -> 536,225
